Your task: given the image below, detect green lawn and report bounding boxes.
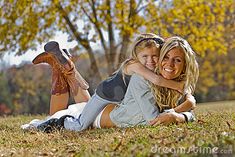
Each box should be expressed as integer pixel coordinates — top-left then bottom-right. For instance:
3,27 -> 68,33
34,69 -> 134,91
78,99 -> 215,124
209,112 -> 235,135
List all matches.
0,101 -> 235,157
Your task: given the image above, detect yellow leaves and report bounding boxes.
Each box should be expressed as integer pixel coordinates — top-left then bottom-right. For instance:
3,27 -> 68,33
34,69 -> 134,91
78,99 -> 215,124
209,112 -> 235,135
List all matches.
216,24 -> 224,32
197,49 -> 235,101
200,61 -> 213,76
197,60 -> 215,94
202,77 -> 216,88
223,66 -> 235,88
148,0 -> 233,61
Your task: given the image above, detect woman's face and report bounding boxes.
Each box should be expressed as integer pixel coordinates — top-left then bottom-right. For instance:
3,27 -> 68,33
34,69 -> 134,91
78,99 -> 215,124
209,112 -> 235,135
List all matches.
160,47 -> 185,79
137,47 -> 159,71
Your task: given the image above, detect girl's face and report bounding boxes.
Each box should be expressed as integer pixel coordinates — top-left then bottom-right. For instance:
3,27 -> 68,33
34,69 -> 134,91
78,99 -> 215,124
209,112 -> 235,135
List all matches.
160,47 -> 185,79
137,47 -> 159,71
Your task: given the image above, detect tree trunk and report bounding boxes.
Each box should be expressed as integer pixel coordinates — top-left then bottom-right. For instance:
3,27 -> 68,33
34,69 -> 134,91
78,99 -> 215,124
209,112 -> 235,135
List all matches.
118,34 -> 130,64
57,3 -> 102,87
106,0 -> 116,75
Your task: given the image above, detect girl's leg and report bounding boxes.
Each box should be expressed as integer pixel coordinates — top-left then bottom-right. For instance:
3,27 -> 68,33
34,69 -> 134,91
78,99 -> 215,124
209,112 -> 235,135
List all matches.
73,87 -> 90,103
62,60 -> 90,103
61,57 -> 90,103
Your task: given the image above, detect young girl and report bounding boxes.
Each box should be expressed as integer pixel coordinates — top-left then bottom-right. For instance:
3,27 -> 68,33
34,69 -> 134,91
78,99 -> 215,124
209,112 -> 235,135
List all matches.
30,33 -> 195,131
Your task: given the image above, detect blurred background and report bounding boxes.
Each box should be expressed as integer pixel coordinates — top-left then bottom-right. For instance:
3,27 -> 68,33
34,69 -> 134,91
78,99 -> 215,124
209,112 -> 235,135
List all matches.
0,0 -> 234,115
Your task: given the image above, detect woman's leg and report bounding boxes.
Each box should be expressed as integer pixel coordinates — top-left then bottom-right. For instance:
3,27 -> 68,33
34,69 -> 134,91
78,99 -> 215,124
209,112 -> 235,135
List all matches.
100,104 -> 116,128
63,93 -> 116,131
37,97 -> 116,132
33,52 -> 70,115
50,93 -> 69,115
50,85 -> 90,115
33,48 -> 89,114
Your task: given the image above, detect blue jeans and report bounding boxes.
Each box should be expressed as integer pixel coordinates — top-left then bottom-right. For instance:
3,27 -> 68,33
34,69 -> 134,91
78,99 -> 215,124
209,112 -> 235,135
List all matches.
64,92 -> 119,131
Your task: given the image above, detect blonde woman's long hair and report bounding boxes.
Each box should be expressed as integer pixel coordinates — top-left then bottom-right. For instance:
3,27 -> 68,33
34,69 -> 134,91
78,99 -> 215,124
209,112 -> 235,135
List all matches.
150,36 -> 199,112
118,33 -> 164,85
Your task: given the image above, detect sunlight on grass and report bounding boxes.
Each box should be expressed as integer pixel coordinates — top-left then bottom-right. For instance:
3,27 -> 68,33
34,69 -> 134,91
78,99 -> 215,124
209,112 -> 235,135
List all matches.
0,101 -> 234,156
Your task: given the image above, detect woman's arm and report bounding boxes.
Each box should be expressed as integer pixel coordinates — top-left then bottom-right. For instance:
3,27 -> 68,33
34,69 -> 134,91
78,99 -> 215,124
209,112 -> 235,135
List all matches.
173,94 -> 196,112
150,94 -> 196,125
127,62 -> 184,93
150,112 -> 186,125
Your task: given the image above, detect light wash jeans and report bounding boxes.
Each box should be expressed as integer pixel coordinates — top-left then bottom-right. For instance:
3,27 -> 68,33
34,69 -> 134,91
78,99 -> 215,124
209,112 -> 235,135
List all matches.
64,92 -> 119,131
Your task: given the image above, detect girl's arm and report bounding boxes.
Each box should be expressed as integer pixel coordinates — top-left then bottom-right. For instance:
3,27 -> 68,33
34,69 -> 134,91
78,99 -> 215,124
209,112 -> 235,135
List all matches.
126,62 -> 184,93
173,94 -> 196,112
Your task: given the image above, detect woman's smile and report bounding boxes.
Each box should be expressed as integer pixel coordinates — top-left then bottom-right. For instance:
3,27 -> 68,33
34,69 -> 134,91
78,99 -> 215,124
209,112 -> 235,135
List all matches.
163,68 -> 174,72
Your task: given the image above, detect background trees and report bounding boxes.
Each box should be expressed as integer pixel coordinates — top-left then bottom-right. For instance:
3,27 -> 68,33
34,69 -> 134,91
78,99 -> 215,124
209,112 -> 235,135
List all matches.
6,65 -> 51,114
145,0 -> 235,101
0,0 -> 234,114
0,0 -> 150,89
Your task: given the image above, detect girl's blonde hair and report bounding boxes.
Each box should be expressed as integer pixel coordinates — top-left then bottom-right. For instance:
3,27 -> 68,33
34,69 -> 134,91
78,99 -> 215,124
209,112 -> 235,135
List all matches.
119,33 -> 164,84
150,36 -> 199,112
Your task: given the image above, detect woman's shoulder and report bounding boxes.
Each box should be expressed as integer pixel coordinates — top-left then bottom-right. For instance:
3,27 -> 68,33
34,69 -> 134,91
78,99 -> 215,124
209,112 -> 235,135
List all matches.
131,73 -> 145,81
129,74 -> 149,88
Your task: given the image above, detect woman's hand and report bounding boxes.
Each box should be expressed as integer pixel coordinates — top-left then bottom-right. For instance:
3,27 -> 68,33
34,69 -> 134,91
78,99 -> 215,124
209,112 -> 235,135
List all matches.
150,112 -> 186,126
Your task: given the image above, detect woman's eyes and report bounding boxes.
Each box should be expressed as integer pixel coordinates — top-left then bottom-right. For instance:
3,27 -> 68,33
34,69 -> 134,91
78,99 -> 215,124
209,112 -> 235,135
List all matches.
174,58 -> 182,63
163,56 -> 182,63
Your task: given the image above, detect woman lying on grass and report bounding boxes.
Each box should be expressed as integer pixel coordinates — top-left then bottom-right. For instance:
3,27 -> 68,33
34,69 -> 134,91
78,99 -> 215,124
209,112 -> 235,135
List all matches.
22,35 -> 199,132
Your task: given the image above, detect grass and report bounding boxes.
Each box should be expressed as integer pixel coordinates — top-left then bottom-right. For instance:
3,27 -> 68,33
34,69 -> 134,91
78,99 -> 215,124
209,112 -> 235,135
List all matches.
0,101 -> 235,157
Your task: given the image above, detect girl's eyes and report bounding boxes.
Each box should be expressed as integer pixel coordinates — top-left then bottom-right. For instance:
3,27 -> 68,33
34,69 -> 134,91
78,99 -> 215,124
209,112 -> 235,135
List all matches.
163,56 -> 169,60
142,55 -> 158,58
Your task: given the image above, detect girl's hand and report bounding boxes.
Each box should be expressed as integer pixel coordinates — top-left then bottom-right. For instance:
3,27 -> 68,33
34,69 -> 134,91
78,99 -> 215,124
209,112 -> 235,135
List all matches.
186,94 -> 196,109
177,81 -> 185,94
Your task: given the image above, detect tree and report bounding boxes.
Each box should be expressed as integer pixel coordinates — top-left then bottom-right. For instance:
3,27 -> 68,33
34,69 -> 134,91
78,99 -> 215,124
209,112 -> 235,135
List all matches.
6,64 -> 51,114
0,0 -> 149,88
0,72 -> 12,110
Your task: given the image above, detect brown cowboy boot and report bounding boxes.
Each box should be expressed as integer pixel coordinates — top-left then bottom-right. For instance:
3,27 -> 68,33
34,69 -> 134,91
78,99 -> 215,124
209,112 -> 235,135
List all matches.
33,41 -> 89,96
63,60 -> 89,96
33,52 -> 69,95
